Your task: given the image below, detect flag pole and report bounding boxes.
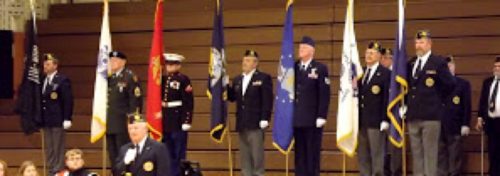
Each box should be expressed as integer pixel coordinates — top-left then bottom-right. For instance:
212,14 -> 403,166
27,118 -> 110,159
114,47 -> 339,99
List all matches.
226,114 -> 233,176
343,153 -> 346,176
41,129 -> 46,176
103,136 -> 107,175
285,153 -> 289,176
481,130 -> 484,176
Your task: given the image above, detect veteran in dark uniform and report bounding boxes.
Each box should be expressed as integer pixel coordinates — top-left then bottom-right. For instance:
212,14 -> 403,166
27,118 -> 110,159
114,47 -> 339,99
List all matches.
227,50 -> 273,176
476,56 -> 500,176
41,53 -> 74,175
293,36 -> 331,176
357,42 -> 391,176
107,51 -> 143,169
437,56 -> 472,176
114,114 -> 171,176
406,30 -> 455,176
161,53 -> 194,176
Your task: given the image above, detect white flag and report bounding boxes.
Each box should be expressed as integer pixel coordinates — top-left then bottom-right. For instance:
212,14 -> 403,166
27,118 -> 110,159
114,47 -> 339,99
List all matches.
91,0 -> 111,143
336,0 -> 363,157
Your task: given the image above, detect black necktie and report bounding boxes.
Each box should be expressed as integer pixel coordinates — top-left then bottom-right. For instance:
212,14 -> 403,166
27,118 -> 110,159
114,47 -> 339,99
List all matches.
490,79 -> 499,112
363,68 -> 371,85
413,59 -> 422,78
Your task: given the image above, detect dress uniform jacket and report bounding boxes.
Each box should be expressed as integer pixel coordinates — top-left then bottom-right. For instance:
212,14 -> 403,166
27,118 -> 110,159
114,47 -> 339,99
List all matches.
41,72 -> 74,127
161,72 -> 194,132
358,65 -> 391,129
114,137 -> 171,176
407,54 -> 455,121
228,70 -> 273,132
442,76 -> 471,135
478,76 -> 500,134
293,60 -> 331,127
107,68 -> 143,134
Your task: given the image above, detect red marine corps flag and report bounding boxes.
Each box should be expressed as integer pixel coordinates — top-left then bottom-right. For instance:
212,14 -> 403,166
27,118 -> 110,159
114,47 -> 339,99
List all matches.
146,0 -> 165,141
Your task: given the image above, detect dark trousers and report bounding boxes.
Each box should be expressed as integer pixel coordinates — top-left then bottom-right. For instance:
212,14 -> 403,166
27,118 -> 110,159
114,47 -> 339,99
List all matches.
43,127 -> 65,175
106,133 -> 130,169
384,141 -> 403,176
294,127 -> 323,176
438,132 -> 462,176
163,131 -> 188,176
487,119 -> 500,176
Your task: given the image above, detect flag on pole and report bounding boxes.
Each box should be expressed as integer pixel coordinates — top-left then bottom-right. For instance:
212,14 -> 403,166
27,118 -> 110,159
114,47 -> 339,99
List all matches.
207,0 -> 228,143
90,0 -> 111,143
146,0 -> 165,141
15,0 -> 42,135
272,0 -> 295,154
387,0 -> 408,147
336,0 -> 363,157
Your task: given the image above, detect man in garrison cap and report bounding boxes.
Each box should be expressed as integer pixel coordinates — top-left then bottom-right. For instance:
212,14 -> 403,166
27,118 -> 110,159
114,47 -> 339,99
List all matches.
293,36 -> 331,176
227,50 -> 273,176
357,42 -> 391,176
107,51 -> 143,169
476,56 -> 500,176
113,114 -> 171,176
438,55 -> 472,176
406,30 -> 455,176
160,53 -> 194,176
41,53 -> 74,175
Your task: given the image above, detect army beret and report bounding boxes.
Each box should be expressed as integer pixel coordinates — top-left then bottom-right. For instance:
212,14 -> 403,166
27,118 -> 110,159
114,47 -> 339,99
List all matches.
244,50 -> 259,58
300,36 -> 315,47
381,48 -> 393,55
416,30 -> 431,39
128,113 -> 146,124
367,41 -> 383,53
163,53 -> 185,63
445,55 -> 455,63
109,51 -> 127,60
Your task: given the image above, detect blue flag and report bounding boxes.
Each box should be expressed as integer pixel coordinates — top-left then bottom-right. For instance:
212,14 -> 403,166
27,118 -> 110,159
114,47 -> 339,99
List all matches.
208,0 -> 228,143
387,0 -> 408,147
272,0 -> 295,154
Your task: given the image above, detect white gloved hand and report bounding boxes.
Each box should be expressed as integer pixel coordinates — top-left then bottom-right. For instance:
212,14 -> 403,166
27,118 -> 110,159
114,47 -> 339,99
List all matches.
123,148 -> 137,165
380,121 -> 390,131
316,118 -> 327,128
461,126 -> 470,136
63,120 -> 72,130
399,105 -> 408,119
181,124 -> 192,131
259,120 -> 269,129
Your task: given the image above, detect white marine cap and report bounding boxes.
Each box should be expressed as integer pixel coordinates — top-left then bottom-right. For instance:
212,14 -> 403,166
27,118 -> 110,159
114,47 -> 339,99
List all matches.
163,53 -> 185,63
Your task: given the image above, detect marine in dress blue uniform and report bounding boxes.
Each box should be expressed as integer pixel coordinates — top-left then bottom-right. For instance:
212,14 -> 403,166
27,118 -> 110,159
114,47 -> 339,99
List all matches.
293,36 -> 331,176
41,53 -> 74,175
161,53 -> 194,176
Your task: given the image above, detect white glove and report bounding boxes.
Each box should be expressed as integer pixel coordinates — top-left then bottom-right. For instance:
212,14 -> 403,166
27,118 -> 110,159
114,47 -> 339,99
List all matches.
63,120 -> 72,130
123,148 -> 137,165
380,121 -> 390,131
399,105 -> 407,119
316,118 -> 326,128
259,120 -> 269,129
460,126 -> 470,136
181,124 -> 192,131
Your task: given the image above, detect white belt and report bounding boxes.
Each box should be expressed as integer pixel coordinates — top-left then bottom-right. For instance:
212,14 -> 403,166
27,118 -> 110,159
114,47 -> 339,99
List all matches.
162,101 -> 182,108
